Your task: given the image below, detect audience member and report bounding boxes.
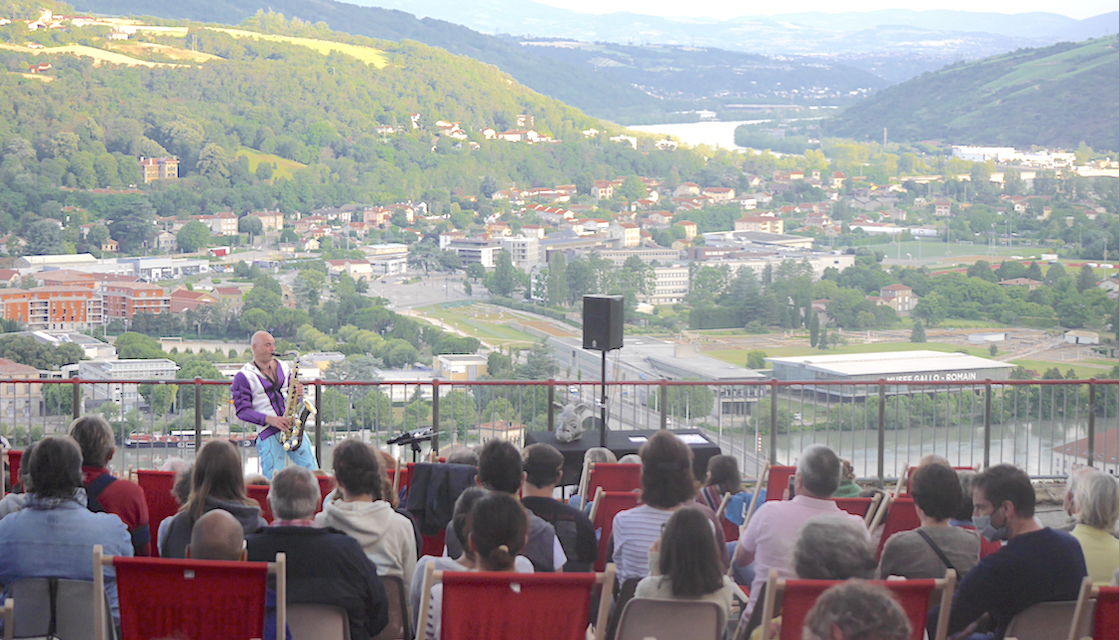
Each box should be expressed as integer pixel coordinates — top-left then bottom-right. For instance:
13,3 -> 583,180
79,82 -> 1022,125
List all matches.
833,459 -> 862,497
160,457 -> 189,473
521,443 -> 597,571
374,449 -> 423,557
160,440 -> 266,558
155,463 -> 194,556
187,510 -> 290,640
410,487 -> 533,629
70,415 -> 151,556
635,506 -> 738,621
950,470 -> 977,527
802,582 -> 911,640
444,439 -> 565,572
570,447 -> 618,512
422,492 -> 529,640
879,463 -> 980,580
612,431 -> 728,583
248,466 -> 389,640
734,444 -> 868,619
749,515 -> 879,640
0,436 -> 133,624
697,454 -> 742,511
1061,465 -> 1099,532
317,439 -> 418,593
445,447 -> 479,466
1068,470 -> 1120,584
943,464 -> 1087,639
0,440 -> 35,520
618,454 -> 642,464
245,473 -> 270,486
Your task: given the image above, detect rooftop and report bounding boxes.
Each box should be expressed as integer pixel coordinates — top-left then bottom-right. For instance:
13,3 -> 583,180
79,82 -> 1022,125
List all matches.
766,350 -> 1015,377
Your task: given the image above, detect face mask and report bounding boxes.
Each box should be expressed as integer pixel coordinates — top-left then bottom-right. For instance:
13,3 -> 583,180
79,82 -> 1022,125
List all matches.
972,513 -> 1008,542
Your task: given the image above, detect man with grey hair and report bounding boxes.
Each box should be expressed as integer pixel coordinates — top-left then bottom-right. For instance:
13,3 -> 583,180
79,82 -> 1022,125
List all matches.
246,466 -> 388,640
734,444 -> 869,620
232,330 -> 319,479
70,415 -> 151,556
803,581 -> 911,640
793,515 -> 877,582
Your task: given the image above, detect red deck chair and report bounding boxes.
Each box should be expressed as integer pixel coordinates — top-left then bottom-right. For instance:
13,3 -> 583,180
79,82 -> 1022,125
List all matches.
834,494 -> 883,529
1092,585 -> 1119,640
93,544 -> 285,640
316,474 -> 336,512
765,466 -> 797,502
421,529 -> 447,558
584,463 -> 642,501
716,492 -> 740,542
136,470 -> 179,557
247,484 -> 274,523
6,449 -> 22,492
875,496 -> 921,560
752,568 -> 956,640
419,563 -> 616,640
588,488 -> 641,572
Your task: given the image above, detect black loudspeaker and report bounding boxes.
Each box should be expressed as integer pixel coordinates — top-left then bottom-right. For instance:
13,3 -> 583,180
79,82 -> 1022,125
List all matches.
583,295 -> 624,351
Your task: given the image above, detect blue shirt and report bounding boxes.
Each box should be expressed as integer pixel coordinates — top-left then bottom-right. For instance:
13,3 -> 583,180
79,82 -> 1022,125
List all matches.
947,527 -> 1087,638
0,496 -> 134,624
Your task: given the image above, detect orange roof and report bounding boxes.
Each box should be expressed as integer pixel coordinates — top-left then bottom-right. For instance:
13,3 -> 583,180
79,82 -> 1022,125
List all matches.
0,357 -> 39,375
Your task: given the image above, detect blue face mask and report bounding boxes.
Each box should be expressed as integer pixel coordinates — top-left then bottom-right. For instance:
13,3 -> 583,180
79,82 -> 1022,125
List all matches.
972,512 -> 1008,542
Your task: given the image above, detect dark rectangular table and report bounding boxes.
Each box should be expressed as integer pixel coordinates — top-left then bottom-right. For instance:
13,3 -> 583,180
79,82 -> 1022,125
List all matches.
524,429 -> 722,487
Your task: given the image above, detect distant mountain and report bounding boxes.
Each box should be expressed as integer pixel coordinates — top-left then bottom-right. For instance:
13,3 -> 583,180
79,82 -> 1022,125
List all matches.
346,1 -> 1117,76
71,0 -> 669,122
826,36 -> 1120,152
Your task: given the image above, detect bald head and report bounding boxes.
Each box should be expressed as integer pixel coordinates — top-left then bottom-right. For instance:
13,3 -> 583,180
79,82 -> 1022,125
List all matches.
250,331 -> 276,365
187,509 -> 245,561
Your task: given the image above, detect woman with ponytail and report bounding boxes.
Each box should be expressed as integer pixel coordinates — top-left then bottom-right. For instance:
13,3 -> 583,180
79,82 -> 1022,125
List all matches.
423,492 -> 529,640
316,439 -> 418,594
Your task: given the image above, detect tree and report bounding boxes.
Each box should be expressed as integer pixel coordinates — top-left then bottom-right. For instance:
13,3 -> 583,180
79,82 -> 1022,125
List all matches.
910,320 -> 927,343
546,253 -> 568,307
177,221 -> 212,253
491,250 -> 516,296
294,269 -> 326,308
239,215 -> 263,242
109,200 -> 156,253
175,358 -> 225,419
515,339 -> 557,380
197,143 -> 231,181
808,311 -> 820,347
617,175 -> 646,201
565,260 -> 594,303
746,351 -> 767,370
25,220 -> 65,255
989,343 -> 999,356
818,323 -> 829,350
86,224 -> 110,248
466,263 -> 486,281
114,332 -> 166,359
1076,265 -> 1097,293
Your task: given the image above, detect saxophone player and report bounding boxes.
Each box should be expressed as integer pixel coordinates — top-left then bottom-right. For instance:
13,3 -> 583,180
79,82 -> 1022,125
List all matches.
232,331 -> 320,479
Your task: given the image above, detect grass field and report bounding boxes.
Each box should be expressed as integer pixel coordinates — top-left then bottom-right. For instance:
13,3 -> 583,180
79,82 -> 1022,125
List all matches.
236,149 -> 307,180
11,72 -> 53,82
705,341 -> 995,365
107,41 -> 220,63
1009,359 -> 1113,379
883,239 -> 1043,262
417,304 -> 539,347
0,43 -> 185,68
208,28 -> 388,68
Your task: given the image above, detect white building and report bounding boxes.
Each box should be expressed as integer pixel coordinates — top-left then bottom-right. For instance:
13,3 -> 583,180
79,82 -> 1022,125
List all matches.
499,236 -> 541,270
448,239 -> 502,269
79,358 -> 179,411
649,265 -> 690,306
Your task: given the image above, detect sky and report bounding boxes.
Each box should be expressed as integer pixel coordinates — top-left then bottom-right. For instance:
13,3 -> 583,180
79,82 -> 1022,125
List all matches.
529,0 -> 1116,20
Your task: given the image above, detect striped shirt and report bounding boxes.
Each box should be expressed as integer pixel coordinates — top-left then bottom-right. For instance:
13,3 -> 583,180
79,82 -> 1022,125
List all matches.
611,505 -> 677,581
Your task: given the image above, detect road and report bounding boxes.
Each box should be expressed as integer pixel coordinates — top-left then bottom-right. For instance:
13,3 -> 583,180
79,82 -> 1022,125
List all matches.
365,272 -> 473,310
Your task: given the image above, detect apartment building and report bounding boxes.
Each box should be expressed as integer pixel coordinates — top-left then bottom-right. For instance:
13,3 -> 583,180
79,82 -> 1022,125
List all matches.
103,282 -> 170,320
139,157 -> 179,183
0,357 -> 43,419
0,287 -> 102,331
498,236 -> 540,270
649,265 -> 691,306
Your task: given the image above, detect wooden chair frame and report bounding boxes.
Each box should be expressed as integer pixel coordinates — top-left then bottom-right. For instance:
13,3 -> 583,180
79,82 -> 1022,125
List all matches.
418,562 -> 616,640
92,545 -> 286,640
2,597 -> 13,640
741,462 -> 769,532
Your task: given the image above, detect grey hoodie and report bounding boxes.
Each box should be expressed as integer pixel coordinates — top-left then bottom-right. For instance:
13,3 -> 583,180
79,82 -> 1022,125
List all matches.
316,490 -> 418,594
159,496 -> 267,558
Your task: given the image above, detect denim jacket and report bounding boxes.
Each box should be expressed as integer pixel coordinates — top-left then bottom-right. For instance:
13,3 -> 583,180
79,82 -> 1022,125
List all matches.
0,492 -> 134,623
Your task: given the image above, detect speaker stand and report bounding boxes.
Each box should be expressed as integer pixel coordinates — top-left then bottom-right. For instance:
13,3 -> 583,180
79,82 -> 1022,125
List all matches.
599,349 -> 608,447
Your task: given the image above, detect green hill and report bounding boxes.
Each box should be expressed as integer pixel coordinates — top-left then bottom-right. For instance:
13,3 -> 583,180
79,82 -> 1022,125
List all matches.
826,36 -> 1120,151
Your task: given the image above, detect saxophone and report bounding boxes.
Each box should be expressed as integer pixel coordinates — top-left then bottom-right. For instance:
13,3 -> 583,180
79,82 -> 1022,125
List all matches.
278,351 -> 315,451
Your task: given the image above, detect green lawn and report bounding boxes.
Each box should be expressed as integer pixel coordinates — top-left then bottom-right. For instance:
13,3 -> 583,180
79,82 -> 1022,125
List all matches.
417,304 -> 539,347
1010,359 -> 1115,379
885,240 -> 1041,262
236,149 -> 307,180
705,341 -> 994,364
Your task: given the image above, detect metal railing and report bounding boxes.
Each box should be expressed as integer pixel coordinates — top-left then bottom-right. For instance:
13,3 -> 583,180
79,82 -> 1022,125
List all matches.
2,377 -> 1117,484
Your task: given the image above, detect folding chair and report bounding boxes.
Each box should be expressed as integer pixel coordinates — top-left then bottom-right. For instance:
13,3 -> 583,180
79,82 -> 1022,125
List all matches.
616,598 -> 724,640
717,492 -> 740,542
584,463 -> 642,501
316,475 -> 337,513
753,568 -> 955,640
247,483 -> 275,523
588,487 -> 640,572
373,575 -> 411,640
1005,599 -> 1095,640
1082,582 -> 1118,640
6,449 -> 22,494
9,577 -> 116,640
2,597 -> 12,640
421,529 -> 447,559
875,497 -> 921,560
764,465 -> 797,502
418,563 -> 615,640
742,463 -> 768,530
93,544 -> 285,640
135,470 -> 179,557
289,604 -> 350,640
834,494 -> 883,529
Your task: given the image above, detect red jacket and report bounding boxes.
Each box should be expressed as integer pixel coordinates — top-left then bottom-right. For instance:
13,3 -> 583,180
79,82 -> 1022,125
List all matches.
82,466 -> 151,556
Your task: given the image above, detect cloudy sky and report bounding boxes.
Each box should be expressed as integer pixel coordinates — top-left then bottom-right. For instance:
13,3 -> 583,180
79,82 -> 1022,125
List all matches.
529,0 -> 1115,20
